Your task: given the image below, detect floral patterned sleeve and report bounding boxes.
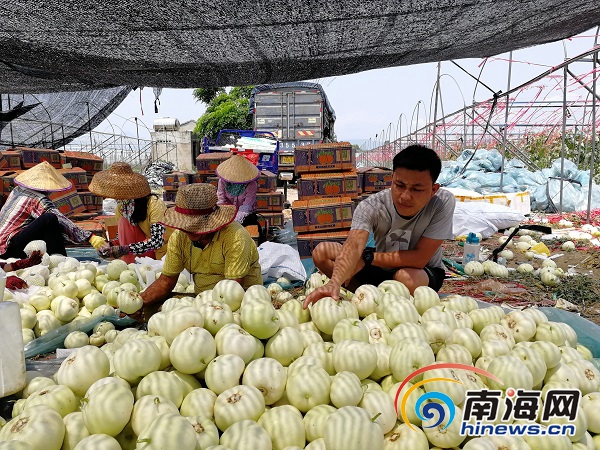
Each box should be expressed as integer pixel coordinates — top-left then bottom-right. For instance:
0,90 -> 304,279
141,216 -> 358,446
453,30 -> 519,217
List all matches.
128,223 -> 165,255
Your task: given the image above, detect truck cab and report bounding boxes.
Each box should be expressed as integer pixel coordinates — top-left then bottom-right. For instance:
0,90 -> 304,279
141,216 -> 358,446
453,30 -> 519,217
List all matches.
203,129 -> 279,174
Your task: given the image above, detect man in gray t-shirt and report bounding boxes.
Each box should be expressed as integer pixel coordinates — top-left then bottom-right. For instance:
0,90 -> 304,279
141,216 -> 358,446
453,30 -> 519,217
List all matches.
304,144 -> 456,309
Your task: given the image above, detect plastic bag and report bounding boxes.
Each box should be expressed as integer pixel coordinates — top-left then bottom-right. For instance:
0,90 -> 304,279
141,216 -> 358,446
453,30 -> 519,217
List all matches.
258,241 -> 307,283
547,179 -> 583,212
24,315 -> 136,359
551,158 -> 579,179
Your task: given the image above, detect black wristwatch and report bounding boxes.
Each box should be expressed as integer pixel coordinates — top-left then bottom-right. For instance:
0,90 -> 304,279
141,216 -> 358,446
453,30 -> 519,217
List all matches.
362,248 -> 375,266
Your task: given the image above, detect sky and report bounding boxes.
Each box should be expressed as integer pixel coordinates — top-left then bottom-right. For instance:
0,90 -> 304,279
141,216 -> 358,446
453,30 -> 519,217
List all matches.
95,28 -> 600,148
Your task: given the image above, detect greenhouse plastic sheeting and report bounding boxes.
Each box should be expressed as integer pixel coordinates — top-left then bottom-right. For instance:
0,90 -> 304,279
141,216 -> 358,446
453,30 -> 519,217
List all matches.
24,315 -> 135,359
441,149 -> 600,213
1,1 -> 599,92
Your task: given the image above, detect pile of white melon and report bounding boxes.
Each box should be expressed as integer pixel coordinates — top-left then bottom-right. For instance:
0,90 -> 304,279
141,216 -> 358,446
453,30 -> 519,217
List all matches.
463,228 -> 578,287
1,274 -> 599,450
8,257 -> 193,346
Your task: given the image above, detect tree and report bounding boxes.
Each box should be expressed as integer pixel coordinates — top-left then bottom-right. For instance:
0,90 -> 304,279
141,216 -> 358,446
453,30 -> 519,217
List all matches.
193,86 -> 254,139
192,87 -> 225,105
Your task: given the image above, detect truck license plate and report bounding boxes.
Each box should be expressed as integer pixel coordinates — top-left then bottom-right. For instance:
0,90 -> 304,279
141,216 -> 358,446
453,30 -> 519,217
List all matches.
281,155 -> 294,164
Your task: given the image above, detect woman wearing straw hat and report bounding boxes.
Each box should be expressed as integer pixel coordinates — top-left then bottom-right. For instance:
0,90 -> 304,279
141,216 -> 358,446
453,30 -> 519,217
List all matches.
89,162 -> 171,263
133,183 -> 262,319
0,161 -> 107,258
215,154 -> 265,243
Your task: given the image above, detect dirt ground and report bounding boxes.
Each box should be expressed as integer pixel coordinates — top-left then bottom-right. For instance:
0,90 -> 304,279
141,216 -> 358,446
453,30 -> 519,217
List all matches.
439,230 -> 600,325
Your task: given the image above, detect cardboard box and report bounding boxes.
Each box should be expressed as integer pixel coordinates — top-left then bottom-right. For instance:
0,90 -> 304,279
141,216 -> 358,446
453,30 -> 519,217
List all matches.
58,167 -> 89,191
48,186 -> 85,216
16,147 -> 62,169
259,212 -> 285,229
206,176 -> 219,189
296,230 -> 350,258
297,171 -> 358,200
292,197 -> 355,233
359,167 -> 393,193
245,225 -> 260,246
257,170 -> 277,193
101,216 -> 119,240
162,171 -> 195,188
75,219 -> 105,236
163,189 -> 178,203
196,152 -> 231,174
60,151 -> 104,173
255,191 -> 284,212
0,151 -> 22,170
0,170 -> 21,196
78,191 -> 103,211
357,171 -> 364,195
294,142 -> 356,175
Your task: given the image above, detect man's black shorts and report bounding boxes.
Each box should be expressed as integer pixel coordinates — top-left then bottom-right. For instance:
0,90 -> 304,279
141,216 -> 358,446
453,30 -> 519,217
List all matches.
352,264 -> 446,292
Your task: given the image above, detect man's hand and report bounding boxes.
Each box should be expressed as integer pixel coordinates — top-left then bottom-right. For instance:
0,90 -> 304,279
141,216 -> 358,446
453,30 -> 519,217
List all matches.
303,280 -> 341,309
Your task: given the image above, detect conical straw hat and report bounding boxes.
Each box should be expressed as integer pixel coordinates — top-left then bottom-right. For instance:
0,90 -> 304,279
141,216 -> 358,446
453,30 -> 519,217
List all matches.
89,162 -> 151,200
14,161 -> 72,192
215,154 -> 259,184
161,183 -> 236,234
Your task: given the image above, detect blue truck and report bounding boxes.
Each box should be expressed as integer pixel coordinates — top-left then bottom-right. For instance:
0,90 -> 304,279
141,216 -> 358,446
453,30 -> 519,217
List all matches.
202,129 -> 280,174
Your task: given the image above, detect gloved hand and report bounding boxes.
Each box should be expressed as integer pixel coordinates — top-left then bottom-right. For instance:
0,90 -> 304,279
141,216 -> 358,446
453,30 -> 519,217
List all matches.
11,251 -> 43,270
97,243 -> 111,258
6,276 -> 28,290
89,235 -> 107,250
107,245 -> 130,259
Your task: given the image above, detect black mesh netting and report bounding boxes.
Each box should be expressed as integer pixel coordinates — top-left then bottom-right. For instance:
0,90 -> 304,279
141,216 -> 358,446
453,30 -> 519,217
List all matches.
0,87 -> 132,150
1,1 -> 599,92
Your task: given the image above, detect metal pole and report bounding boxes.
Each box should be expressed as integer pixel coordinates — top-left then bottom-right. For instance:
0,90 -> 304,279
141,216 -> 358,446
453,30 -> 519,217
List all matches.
135,117 -> 142,169
7,95 -> 15,148
86,102 -> 93,151
587,51 -> 597,224
431,62 -> 441,152
500,51 -> 513,192
559,65 -> 568,214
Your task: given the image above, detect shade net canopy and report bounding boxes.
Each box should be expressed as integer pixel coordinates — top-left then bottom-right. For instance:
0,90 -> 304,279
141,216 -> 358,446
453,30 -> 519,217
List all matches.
0,87 -> 132,150
1,0 -> 600,93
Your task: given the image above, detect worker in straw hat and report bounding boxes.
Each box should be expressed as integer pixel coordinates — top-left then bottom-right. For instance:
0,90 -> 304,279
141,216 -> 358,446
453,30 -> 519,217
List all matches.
89,162 -> 171,263
130,183 -> 262,321
0,161 -> 107,260
216,154 -> 265,243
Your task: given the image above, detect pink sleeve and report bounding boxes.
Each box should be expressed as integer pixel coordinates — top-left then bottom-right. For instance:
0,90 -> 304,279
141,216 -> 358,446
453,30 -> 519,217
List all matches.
217,178 -> 229,205
240,181 -> 258,210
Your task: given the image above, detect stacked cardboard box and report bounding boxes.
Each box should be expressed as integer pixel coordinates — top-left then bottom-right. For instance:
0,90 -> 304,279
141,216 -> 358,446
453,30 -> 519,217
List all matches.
162,171 -> 195,203
292,142 -> 357,258
60,151 -> 106,213
16,147 -> 62,169
255,170 -> 283,239
356,167 -> 393,203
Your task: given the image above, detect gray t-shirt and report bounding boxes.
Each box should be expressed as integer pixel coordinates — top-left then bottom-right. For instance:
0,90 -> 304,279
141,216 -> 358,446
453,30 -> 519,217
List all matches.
351,188 -> 455,270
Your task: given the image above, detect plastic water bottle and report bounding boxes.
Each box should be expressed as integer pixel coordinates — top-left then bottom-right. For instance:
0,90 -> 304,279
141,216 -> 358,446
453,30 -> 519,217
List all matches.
463,232 -> 481,265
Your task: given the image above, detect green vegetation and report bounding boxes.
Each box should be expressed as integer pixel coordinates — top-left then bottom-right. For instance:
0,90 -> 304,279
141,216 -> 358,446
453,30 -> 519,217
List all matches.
193,86 -> 254,140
